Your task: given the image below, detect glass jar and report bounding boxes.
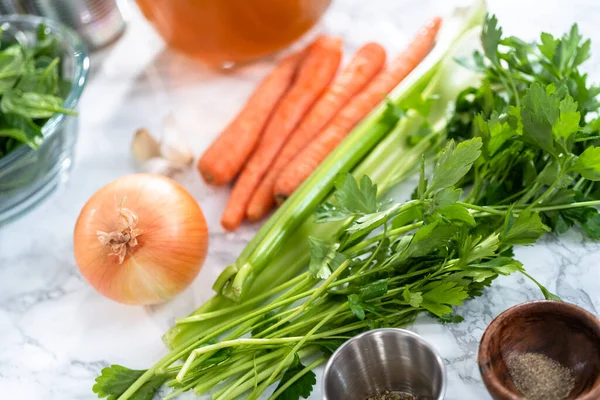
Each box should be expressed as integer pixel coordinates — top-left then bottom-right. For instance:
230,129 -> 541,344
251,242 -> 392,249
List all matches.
136,0 -> 332,66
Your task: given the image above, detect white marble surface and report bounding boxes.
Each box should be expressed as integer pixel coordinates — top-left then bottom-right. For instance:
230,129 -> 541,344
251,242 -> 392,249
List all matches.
1,1 -> 600,399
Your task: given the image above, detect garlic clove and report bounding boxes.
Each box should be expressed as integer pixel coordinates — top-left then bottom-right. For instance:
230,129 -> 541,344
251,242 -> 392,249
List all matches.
160,114 -> 194,167
141,157 -> 185,178
131,128 -> 161,165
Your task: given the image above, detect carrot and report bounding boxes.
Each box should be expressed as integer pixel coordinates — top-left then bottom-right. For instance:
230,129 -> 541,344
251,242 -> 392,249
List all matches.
246,42 -> 387,221
197,51 -> 304,186
221,35 -> 343,231
273,17 -> 442,201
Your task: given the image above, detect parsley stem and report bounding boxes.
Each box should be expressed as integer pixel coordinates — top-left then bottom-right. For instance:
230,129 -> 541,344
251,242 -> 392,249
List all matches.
249,303 -> 346,400
457,202 -> 506,215
574,135 -> 600,142
573,176 -> 586,191
177,338 -> 313,381
180,273 -> 309,322
517,182 -> 542,206
215,362 -> 280,400
268,356 -> 327,400
357,220 -> 389,273
528,177 -> 562,210
528,200 -> 600,212
345,218 -> 423,257
192,349 -> 290,394
472,199 -> 600,213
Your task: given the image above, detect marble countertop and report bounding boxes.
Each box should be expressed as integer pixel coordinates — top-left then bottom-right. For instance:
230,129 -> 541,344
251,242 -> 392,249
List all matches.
1,0 -> 600,399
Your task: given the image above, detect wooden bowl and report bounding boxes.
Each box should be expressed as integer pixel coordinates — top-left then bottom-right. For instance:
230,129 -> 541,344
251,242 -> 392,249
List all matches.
478,300 -> 600,400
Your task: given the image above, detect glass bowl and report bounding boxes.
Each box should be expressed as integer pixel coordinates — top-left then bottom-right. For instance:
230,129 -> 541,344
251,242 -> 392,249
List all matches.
0,15 -> 89,224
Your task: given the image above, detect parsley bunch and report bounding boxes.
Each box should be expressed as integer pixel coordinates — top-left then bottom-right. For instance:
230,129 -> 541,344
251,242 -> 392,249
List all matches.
448,15 -> 600,239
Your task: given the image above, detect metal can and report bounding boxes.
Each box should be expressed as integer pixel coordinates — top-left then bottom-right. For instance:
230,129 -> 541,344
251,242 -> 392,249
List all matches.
0,0 -> 127,50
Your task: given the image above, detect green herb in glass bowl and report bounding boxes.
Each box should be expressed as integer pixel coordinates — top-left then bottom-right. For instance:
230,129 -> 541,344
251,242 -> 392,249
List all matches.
0,15 -> 88,224
0,23 -> 76,159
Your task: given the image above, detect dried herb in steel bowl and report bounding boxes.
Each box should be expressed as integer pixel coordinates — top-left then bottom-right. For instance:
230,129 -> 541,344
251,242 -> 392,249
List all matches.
0,23 -> 76,159
366,391 -> 417,400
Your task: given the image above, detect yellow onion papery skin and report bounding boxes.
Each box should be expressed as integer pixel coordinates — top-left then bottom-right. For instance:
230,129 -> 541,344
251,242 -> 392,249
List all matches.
74,174 -> 209,305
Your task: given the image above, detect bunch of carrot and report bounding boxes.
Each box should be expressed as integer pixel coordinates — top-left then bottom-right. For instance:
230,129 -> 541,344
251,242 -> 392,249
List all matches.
198,17 -> 442,231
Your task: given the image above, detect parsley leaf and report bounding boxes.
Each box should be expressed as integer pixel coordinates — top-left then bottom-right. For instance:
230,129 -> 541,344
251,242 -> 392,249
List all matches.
404,221 -> 459,258
554,24 -> 588,76
336,174 -> 378,214
434,204 -> 476,226
427,138 -> 483,194
502,211 -> 547,245
482,14 -> 502,66
433,187 -> 462,207
470,257 -> 524,275
359,279 -> 388,300
402,287 -> 423,308
552,95 -> 580,146
274,354 -> 317,400
571,146 -> 600,180
308,237 -> 346,279
538,32 -> 557,62
348,294 -> 365,320
520,83 -> 558,154
421,281 -> 469,317
315,174 -> 379,222
93,365 -> 167,400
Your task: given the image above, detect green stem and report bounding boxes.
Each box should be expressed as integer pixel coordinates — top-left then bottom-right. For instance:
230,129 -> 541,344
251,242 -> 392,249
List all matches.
215,363 -> 280,400
248,303 -> 346,400
574,135 -> 600,142
116,352 -> 173,400
527,177 -> 562,210
457,202 -> 506,215
176,338 -> 306,382
177,273 -> 309,323
257,259 -> 351,338
530,200 -> 600,212
212,264 -> 239,293
498,186 -> 531,205
345,218 -> 423,257
357,220 -> 389,273
191,356 -> 254,394
516,182 -> 541,206
267,357 -> 328,400
573,176 -> 586,191
264,309 -> 354,340
212,348 -> 316,400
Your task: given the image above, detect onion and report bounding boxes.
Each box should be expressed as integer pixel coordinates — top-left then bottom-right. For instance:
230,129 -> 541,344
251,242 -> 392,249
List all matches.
74,174 -> 209,305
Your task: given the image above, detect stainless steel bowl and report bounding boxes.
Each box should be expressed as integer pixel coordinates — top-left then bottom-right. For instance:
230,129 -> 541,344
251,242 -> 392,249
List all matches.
0,15 -> 88,224
322,328 -> 446,400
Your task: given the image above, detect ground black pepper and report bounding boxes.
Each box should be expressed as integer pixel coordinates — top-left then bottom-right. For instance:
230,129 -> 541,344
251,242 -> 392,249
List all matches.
508,352 -> 575,400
